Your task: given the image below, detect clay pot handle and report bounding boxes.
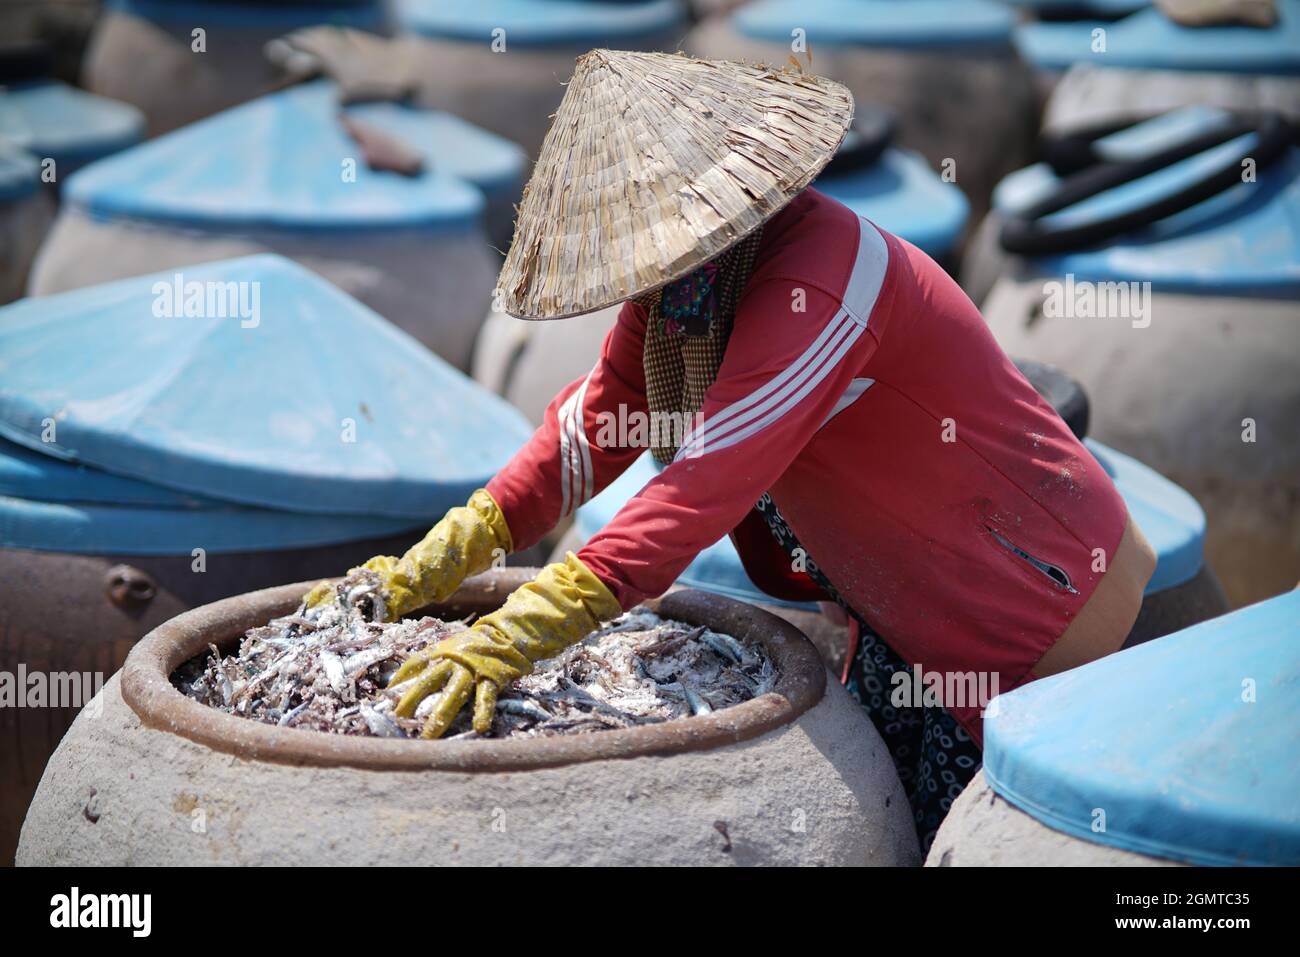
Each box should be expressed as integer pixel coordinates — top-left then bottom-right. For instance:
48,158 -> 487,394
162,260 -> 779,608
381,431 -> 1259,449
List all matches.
105,564 -> 157,609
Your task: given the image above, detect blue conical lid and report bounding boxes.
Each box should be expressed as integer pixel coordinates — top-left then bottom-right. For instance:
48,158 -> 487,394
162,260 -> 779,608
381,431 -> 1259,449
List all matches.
1004,0 -> 1147,14
63,81 -> 521,232
0,79 -> 144,172
736,0 -> 1014,48
1086,440 -> 1203,593
993,109 -> 1300,294
0,493 -> 421,555
0,436 -> 204,507
815,147 -> 970,258
0,144 -> 39,203
332,96 -> 526,200
395,0 -> 686,45
1014,0 -> 1300,72
0,435 -> 422,554
0,255 -> 533,519
984,590 -> 1300,866
107,0 -> 386,29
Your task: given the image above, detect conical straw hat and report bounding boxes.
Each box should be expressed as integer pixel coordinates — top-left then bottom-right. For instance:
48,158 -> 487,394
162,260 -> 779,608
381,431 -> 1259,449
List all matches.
497,49 -> 854,320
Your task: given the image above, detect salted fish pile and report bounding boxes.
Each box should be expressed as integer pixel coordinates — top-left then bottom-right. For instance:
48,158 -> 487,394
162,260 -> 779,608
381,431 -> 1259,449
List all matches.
177,571 -> 775,739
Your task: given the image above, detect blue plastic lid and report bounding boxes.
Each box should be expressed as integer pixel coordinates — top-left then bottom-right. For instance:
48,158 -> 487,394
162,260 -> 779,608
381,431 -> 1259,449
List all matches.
0,80 -> 144,173
1004,0 -> 1147,13
1086,440 -> 1203,592
984,589 -> 1300,866
63,81 -> 515,233
334,98 -> 526,199
736,0 -> 1014,48
0,255 -> 533,519
0,493 -> 420,555
106,0 -> 386,29
577,441 -> 1201,607
1014,0 -> 1300,73
993,109 -> 1300,294
0,144 -> 39,203
815,147 -> 970,259
0,429 -> 424,554
395,0 -> 686,46
0,437 -> 206,508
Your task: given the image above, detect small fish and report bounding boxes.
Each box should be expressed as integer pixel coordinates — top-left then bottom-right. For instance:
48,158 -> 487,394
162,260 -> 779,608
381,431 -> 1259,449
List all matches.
497,698 -> 552,722
538,717 -> 606,733
279,700 -> 311,727
680,679 -> 713,716
360,703 -> 406,738
631,656 -> 655,684
588,710 -> 631,729
344,581 -> 386,622
636,625 -> 704,659
555,679 -> 626,719
343,643 -> 396,675
320,651 -> 350,698
209,644 -> 234,706
232,646 -> 301,704
601,610 -> 661,634
343,582 -> 375,608
731,670 -> 760,694
188,576 -> 767,740
385,675 -> 417,699
702,631 -> 744,665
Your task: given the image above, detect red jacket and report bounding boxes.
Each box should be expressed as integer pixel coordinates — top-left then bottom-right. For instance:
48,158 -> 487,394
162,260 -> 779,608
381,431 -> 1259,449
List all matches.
488,189 -> 1128,742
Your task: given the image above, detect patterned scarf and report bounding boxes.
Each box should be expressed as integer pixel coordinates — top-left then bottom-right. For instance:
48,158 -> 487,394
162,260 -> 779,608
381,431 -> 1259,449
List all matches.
633,229 -> 764,464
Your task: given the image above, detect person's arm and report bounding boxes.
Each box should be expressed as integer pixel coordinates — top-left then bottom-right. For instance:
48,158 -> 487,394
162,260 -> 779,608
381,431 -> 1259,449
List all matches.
305,304 -> 649,618
303,488 -> 512,618
486,301 -> 651,552
580,254 -> 889,610
388,223 -> 892,736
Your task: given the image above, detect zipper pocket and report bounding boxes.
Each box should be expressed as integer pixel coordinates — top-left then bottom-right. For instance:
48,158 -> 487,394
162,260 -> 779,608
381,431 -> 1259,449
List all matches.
986,526 -> 1079,594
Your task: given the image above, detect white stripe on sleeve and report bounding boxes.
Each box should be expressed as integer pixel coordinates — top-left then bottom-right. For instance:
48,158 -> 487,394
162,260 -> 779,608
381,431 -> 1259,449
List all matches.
557,368 -> 596,517
674,218 -> 888,462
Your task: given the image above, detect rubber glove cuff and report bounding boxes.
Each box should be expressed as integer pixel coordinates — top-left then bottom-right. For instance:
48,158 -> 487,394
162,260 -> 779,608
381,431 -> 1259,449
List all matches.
421,552 -> 621,687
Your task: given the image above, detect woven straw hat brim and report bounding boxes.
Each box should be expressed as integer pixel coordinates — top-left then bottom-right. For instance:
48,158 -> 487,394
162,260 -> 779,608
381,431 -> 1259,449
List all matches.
497,49 -> 854,320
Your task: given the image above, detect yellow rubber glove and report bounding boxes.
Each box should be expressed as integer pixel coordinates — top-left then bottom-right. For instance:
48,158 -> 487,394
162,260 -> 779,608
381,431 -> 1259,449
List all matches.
387,552 -> 622,738
304,489 -> 512,621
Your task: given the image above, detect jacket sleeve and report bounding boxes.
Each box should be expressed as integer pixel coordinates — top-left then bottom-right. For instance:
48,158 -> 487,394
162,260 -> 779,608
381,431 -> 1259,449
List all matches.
486,302 -> 650,552
577,271 -> 885,611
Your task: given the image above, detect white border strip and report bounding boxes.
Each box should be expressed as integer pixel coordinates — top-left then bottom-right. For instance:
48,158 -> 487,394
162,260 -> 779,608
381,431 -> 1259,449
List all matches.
675,218 -> 889,461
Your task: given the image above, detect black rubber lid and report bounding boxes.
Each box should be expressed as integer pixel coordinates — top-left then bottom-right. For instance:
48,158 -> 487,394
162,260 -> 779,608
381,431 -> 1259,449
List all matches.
1038,117 -> 1141,178
823,106 -> 897,177
1013,358 -> 1090,441
0,41 -> 54,85
1001,112 -> 1296,256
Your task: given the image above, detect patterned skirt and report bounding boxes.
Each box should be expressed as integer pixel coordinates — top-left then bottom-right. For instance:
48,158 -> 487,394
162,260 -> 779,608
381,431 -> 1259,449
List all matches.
753,494 -> 983,852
